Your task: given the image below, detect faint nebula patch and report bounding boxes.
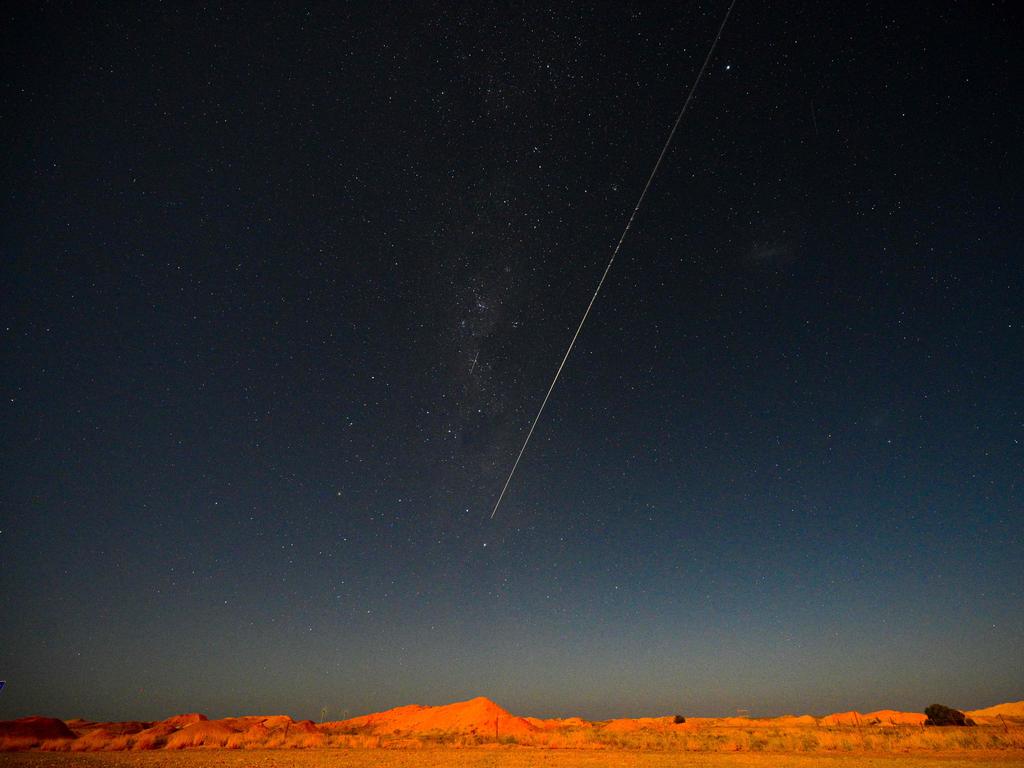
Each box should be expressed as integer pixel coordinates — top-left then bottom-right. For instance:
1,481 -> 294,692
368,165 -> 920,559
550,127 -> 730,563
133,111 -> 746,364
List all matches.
749,240 -> 796,267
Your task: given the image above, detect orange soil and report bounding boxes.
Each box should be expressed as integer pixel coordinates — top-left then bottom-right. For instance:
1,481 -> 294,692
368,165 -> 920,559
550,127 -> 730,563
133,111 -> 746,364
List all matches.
323,696 -> 537,737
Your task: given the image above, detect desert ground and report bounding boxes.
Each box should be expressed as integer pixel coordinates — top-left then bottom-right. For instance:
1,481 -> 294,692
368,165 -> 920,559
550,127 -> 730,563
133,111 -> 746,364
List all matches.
3,697 -> 1022,765
4,749 -> 1024,767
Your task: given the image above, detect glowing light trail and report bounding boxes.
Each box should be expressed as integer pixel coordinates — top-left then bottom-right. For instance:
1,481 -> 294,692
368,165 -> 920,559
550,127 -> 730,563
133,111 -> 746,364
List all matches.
490,0 -> 739,519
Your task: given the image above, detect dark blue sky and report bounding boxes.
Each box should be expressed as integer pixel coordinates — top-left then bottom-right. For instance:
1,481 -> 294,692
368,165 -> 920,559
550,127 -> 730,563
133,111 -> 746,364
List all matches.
3,1 -> 1021,722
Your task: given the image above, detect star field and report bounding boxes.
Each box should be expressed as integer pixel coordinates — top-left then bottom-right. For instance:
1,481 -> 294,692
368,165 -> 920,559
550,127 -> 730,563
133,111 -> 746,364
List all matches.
2,1 -> 1021,721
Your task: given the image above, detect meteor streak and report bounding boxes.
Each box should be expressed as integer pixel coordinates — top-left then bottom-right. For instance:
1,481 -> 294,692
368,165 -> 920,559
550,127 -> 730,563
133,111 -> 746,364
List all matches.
489,0 -> 738,520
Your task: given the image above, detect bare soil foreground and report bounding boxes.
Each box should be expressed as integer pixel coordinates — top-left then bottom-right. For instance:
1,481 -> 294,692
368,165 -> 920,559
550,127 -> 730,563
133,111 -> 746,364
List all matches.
4,748 -> 1024,768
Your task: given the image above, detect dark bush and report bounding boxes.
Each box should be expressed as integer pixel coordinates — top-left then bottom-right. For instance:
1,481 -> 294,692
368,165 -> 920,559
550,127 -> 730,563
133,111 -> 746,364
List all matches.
924,704 -> 974,726
673,715 -> 686,724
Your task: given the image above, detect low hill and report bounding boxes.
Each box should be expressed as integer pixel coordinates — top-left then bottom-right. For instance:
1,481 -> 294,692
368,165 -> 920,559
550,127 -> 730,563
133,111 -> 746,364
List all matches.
323,696 -> 537,737
0,717 -> 75,741
863,710 -> 927,726
968,701 -> 1024,719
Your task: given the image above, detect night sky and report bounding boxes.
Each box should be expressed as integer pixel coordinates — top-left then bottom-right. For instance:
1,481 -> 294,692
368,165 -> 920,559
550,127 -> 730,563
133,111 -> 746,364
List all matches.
3,2 -> 1022,723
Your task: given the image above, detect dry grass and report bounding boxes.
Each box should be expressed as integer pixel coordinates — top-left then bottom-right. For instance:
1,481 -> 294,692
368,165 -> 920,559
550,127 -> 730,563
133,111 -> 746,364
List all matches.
2,747 -> 1024,767
570,724 -> 1024,753
7,722 -> 1023,759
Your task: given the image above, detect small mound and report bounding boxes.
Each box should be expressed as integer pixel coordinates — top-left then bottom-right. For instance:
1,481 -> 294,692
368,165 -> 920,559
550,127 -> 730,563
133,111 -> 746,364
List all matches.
165,720 -> 238,748
159,713 -> 208,728
64,719 -> 96,732
131,733 -> 164,751
260,715 -> 296,730
83,721 -> 150,736
864,710 -> 926,726
136,722 -> 177,738
525,716 -> 591,730
216,716 -> 266,732
69,729 -> 127,751
772,715 -> 818,726
602,717 -> 673,732
967,701 -> 1024,718
245,722 -> 271,738
715,716 -> 756,726
820,711 -> 864,726
0,717 -> 76,741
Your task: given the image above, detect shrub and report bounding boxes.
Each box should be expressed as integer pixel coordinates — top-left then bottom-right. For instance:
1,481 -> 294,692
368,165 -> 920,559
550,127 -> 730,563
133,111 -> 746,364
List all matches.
673,715 -> 686,724
924,704 -> 973,726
